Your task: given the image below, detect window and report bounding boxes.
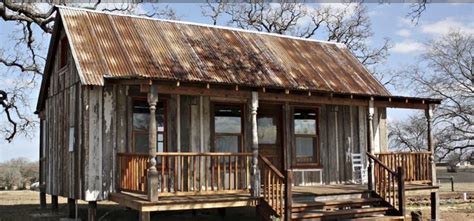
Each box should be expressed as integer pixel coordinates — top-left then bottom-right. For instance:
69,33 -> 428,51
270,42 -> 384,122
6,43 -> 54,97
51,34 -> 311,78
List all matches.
293,108 -> 319,166
60,37 -> 68,68
132,99 -> 166,153
257,117 -> 277,144
213,104 -> 243,153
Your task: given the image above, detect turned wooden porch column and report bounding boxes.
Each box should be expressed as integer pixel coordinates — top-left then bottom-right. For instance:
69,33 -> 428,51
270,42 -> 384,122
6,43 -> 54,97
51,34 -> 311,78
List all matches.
425,105 -> 439,220
147,84 -> 159,202
367,99 -> 375,191
250,91 -> 260,198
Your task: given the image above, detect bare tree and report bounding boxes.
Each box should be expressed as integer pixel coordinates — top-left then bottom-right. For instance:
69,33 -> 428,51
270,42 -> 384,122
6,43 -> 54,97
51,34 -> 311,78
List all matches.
0,158 -> 39,189
389,114 -> 429,152
201,1 -> 392,77
407,0 -> 427,25
0,1 -> 176,142
391,31 -> 473,161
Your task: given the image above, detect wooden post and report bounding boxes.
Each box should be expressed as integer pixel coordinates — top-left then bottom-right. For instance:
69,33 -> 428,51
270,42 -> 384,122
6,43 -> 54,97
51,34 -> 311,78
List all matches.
39,119 -> 47,209
139,211 -> 150,221
51,195 -> 58,211
250,91 -> 260,198
425,105 -> 439,220
147,84 -> 159,202
284,170 -> 293,221
367,99 -> 375,191
39,192 -> 47,209
68,198 -> 76,218
397,167 -> 405,217
88,201 -> 97,221
425,105 -> 437,182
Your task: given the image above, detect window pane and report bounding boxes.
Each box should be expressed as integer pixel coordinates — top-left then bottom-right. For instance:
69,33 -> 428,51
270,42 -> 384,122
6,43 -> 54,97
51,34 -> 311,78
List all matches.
132,100 -> 164,131
258,117 -> 277,144
158,142 -> 164,153
294,109 -> 317,135
295,137 -> 316,164
134,134 -> 148,153
215,135 -> 239,152
133,113 -> 149,130
158,133 -> 163,142
214,105 -> 241,133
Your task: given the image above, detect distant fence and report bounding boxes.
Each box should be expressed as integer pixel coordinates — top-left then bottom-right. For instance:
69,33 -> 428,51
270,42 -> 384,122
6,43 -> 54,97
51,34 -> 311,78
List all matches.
437,177 -> 454,192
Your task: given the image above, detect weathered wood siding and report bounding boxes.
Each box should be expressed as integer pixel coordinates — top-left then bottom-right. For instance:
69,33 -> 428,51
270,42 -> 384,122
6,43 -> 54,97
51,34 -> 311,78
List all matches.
293,105 -> 388,185
42,30 -> 82,199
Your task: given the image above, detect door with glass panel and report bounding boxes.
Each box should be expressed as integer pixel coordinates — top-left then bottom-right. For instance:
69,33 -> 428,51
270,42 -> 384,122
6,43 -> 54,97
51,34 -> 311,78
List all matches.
132,99 -> 166,153
257,104 -> 283,171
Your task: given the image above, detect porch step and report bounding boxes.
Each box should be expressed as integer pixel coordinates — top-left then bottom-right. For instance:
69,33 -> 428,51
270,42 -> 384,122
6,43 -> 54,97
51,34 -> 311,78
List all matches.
292,197 -> 384,212
291,206 -> 391,220
293,191 -> 373,203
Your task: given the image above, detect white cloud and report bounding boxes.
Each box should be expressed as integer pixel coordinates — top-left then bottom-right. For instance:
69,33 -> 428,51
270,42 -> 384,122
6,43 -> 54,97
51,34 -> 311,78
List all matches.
392,40 -> 425,54
396,29 -> 412,37
397,17 -> 416,28
421,17 -> 474,36
319,3 -> 360,17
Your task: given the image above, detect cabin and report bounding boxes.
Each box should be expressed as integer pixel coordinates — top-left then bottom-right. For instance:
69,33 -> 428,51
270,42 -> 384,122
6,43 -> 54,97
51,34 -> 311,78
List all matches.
36,6 -> 442,221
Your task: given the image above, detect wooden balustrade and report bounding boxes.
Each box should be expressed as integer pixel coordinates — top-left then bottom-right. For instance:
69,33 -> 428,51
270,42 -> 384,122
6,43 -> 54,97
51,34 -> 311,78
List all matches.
376,152 -> 431,183
367,152 -> 405,216
118,153 -> 148,193
118,152 -> 252,196
259,154 -> 285,219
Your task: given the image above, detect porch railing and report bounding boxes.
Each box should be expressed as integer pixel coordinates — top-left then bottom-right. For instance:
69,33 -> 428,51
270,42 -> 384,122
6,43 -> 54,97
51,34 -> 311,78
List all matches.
375,152 -> 432,183
259,154 -> 285,219
118,153 -> 148,193
118,152 -> 252,196
367,152 -> 405,216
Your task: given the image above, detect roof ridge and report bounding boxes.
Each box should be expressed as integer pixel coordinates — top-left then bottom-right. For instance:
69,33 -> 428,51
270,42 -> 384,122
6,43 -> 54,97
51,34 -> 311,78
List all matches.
55,5 -> 347,48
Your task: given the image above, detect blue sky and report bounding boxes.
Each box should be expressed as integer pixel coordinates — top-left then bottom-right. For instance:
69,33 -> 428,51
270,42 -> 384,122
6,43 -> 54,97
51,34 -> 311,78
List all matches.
0,3 -> 473,161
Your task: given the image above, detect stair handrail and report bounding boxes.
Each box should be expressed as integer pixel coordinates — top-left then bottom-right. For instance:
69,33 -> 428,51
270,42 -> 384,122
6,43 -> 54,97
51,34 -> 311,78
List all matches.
367,152 -> 405,216
259,154 -> 285,219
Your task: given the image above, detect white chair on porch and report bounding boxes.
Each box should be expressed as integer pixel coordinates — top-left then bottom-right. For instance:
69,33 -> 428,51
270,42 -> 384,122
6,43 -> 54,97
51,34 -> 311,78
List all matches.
351,153 -> 368,184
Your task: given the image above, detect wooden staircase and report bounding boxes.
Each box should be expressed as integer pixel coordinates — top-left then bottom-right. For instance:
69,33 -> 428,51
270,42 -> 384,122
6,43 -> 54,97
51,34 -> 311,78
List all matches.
257,154 -> 407,221
290,191 -> 401,220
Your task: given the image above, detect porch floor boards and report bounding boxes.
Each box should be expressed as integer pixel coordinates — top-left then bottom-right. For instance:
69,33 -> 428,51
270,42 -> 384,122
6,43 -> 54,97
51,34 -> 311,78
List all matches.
292,183 -> 438,196
109,191 -> 257,212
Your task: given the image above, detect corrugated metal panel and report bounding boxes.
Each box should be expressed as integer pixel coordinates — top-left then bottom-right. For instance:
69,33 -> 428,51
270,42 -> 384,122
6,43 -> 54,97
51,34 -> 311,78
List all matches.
58,7 -> 391,96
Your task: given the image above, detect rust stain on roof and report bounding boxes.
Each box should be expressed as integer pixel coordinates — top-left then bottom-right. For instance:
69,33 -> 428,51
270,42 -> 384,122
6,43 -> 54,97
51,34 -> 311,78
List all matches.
58,6 -> 390,96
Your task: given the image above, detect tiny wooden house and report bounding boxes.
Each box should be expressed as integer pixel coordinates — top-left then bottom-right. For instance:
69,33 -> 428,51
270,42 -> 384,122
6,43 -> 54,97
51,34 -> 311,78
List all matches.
36,7 -> 441,221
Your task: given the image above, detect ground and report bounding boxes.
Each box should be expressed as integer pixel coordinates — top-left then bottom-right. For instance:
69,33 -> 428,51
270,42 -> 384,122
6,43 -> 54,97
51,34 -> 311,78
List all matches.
0,190 -> 260,221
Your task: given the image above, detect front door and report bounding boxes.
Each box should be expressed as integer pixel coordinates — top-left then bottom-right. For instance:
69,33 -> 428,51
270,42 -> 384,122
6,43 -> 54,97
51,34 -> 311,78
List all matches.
258,104 -> 283,171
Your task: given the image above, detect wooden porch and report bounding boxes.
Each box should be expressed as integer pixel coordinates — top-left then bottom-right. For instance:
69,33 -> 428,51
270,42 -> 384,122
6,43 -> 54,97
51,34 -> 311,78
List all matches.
112,151 -> 438,220
109,191 -> 256,212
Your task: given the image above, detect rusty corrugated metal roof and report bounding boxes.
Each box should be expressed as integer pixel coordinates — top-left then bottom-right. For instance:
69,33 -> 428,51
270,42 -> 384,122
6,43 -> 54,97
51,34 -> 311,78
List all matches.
58,6 -> 391,96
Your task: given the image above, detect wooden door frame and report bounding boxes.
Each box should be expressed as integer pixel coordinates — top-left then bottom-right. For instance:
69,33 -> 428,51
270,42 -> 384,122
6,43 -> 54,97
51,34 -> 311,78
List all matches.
258,102 -> 285,171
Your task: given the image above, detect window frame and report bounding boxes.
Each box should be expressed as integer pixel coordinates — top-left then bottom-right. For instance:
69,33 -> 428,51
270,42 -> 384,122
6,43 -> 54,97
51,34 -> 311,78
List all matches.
291,106 -> 321,168
131,97 -> 168,154
211,102 -> 245,153
59,37 -> 68,69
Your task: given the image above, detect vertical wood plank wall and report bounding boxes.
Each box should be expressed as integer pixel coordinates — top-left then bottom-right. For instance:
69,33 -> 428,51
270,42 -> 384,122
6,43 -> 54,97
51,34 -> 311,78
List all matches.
293,105 -> 388,185
43,30 -> 82,200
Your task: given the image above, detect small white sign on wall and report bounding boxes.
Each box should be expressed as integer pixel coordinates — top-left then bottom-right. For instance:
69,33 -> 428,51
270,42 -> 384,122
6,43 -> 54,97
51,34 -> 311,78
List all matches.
69,127 -> 75,152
